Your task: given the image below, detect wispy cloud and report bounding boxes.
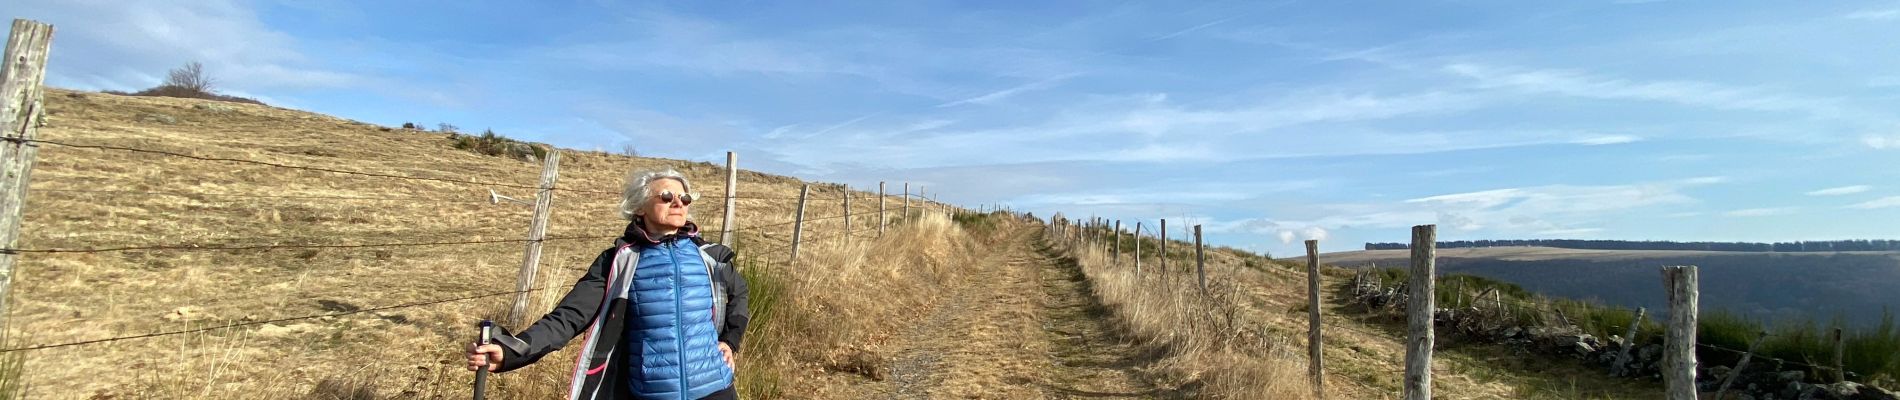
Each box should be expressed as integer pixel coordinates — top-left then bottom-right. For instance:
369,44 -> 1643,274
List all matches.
1848,196 -> 1900,209
1537,228 -> 1604,236
1724,207 -> 1798,217
1443,63 -> 1846,118
937,73 -> 1081,108
1572,135 -> 1641,145
1845,7 -> 1900,20
1806,185 -> 1871,196
1147,17 -> 1235,42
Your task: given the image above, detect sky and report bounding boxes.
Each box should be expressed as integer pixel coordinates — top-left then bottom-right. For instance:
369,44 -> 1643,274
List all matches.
15,0 -> 1900,256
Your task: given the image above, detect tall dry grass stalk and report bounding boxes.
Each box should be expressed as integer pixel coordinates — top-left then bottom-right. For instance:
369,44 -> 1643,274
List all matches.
1049,228 -> 1311,399
740,212 -> 980,397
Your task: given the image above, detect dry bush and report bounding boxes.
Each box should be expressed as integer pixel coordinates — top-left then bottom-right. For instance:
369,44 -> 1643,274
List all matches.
1053,230 -> 1312,399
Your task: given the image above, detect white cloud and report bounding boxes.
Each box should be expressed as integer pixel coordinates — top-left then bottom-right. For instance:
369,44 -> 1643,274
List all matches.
1864,134 -> 1900,150
1679,176 -> 1730,185
1848,196 -> 1900,210
1301,226 -> 1330,242
1277,230 -> 1297,244
1805,185 -> 1871,196
1723,207 -> 1798,217
22,0 -> 357,91
1571,135 -> 1641,145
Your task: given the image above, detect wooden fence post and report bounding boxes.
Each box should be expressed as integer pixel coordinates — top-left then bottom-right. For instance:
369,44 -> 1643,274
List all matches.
721,151 -> 738,245
1113,220 -> 1121,265
1194,224 -> 1206,296
1833,327 -> 1846,383
1306,239 -> 1325,399
1715,330 -> 1769,400
1403,224 -> 1437,400
0,19 -> 54,332
878,181 -> 887,236
1134,222 -> 1143,278
902,183 -> 910,221
1160,219 -> 1168,284
508,151 -> 560,327
1613,307 -> 1647,376
1661,265 -> 1699,400
842,191 -> 851,242
790,184 -> 809,263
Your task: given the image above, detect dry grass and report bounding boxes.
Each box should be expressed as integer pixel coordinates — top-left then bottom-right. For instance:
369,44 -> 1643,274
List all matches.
1048,228 -> 1314,399
740,212 -> 984,398
11,89 -> 959,399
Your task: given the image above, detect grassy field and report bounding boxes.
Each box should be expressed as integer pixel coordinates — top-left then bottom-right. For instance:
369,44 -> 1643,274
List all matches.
11,89 -> 955,399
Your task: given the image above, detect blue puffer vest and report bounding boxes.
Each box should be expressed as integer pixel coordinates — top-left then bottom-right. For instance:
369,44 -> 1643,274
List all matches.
622,235 -> 733,399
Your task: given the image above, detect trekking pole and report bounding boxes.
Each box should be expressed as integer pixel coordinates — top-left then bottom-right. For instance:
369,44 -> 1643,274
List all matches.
474,319 -> 493,400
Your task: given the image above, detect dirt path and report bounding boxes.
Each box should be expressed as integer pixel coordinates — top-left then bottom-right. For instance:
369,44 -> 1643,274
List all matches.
840,225 -> 1169,399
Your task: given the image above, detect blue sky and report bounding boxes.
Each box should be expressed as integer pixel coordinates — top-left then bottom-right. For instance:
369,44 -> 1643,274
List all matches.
18,1 -> 1900,256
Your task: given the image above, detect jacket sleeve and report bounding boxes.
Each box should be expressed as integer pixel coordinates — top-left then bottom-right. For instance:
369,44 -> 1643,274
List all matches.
718,254 -> 751,353
492,247 -> 615,372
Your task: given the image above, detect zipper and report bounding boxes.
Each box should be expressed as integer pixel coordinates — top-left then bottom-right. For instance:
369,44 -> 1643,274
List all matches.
666,240 -> 687,399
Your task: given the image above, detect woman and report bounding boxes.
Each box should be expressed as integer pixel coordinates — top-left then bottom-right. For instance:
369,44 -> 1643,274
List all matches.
467,168 -> 749,400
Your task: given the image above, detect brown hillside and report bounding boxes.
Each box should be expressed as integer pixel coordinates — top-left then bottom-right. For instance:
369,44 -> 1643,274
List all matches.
14,89 -> 942,398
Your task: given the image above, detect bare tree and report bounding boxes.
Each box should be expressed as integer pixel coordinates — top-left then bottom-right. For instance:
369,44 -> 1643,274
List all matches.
438,123 -> 459,133
165,62 -> 215,92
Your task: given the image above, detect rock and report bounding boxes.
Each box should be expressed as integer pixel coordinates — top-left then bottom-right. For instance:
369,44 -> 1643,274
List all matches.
1639,344 -> 1663,363
1572,340 -> 1596,356
192,103 -> 236,112
161,306 -> 205,321
255,323 -> 316,338
136,112 -> 177,124
1711,365 -> 1731,379
1821,382 -> 1860,397
1779,370 -> 1805,382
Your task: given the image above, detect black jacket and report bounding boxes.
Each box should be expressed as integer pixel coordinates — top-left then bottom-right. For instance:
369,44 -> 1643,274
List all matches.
487,221 -> 751,398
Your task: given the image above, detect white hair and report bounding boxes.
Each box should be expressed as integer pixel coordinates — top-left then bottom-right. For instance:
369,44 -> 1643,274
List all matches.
619,168 -> 693,221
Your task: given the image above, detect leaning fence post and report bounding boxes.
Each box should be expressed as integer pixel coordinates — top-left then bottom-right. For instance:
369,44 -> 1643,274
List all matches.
508,151 -> 560,327
790,184 -> 809,264
0,19 -> 54,334
720,151 -> 738,245
1715,330 -> 1769,400
1613,307 -> 1647,377
1306,239 -> 1325,399
1113,220 -> 1122,265
1661,265 -> 1699,400
1194,224 -> 1206,296
1403,224 -> 1437,400
1160,219 -> 1168,283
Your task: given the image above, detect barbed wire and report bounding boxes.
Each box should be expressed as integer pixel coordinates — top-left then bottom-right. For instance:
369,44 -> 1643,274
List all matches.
24,138 -> 567,192
1351,276 -> 1849,373
0,285 -> 550,353
0,234 -> 620,255
36,188 -> 499,204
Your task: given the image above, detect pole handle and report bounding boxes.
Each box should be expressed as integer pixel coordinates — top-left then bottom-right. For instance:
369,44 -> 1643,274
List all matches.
474,320 -> 493,400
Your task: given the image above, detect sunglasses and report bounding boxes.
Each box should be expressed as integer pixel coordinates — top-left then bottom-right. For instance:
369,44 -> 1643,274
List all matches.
656,190 -> 696,206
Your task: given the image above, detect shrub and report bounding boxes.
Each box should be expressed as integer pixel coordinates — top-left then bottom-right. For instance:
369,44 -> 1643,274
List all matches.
447,129 -> 546,162
102,61 -> 266,105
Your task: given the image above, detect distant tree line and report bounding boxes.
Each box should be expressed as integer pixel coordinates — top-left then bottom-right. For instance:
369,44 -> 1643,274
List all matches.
1362,239 -> 1900,252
